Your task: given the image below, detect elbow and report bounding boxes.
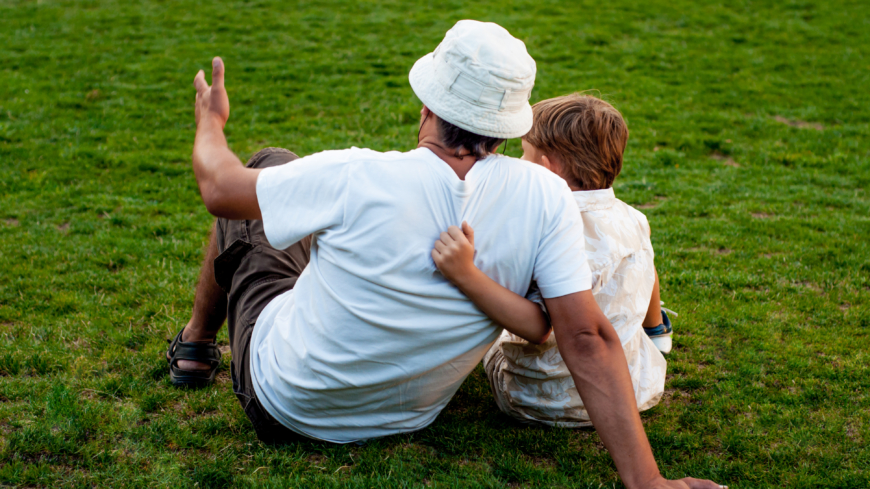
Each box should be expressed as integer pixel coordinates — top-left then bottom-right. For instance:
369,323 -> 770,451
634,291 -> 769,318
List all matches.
202,194 -> 224,217
198,180 -> 226,217
526,308 -> 554,345
192,156 -> 226,217
559,317 -> 620,354
201,191 -> 221,217
528,327 -> 553,345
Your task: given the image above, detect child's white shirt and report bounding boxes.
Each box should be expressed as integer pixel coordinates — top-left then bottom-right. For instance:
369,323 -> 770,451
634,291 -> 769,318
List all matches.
483,187 -> 667,427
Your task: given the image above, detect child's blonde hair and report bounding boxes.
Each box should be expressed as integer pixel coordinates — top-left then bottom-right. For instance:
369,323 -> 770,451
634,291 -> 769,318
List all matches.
524,94 -> 629,190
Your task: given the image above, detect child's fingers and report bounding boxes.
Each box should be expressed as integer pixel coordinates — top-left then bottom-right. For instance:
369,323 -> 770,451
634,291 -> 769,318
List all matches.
431,249 -> 446,270
446,225 -> 467,243
461,221 -> 474,246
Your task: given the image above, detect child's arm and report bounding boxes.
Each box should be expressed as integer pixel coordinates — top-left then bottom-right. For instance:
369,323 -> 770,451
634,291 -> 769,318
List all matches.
642,218 -> 662,328
432,222 -> 551,344
642,268 -> 663,328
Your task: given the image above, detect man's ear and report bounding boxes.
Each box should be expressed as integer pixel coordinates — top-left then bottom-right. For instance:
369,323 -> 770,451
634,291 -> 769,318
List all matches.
418,105 -> 437,144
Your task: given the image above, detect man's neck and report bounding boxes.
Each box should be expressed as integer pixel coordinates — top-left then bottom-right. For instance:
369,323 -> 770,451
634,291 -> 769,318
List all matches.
417,139 -> 482,181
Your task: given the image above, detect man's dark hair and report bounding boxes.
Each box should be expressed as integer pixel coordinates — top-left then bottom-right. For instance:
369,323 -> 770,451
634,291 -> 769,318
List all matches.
437,117 -> 505,160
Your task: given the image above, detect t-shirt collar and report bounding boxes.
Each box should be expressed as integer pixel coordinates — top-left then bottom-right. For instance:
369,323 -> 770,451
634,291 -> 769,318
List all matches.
416,147 -> 499,195
572,187 -> 616,212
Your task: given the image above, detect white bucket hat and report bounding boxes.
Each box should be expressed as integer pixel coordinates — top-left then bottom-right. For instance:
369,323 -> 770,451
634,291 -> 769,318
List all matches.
409,20 -> 536,139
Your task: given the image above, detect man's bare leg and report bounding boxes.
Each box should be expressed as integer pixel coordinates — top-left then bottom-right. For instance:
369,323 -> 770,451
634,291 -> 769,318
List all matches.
169,221 -> 228,371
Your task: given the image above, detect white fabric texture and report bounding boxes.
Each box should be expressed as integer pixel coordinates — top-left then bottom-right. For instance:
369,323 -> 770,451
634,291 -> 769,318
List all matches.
484,188 -> 667,427
250,147 -> 592,443
409,20 -> 536,139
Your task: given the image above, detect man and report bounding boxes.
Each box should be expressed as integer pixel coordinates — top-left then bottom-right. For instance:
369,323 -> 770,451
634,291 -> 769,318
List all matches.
166,21 -> 722,489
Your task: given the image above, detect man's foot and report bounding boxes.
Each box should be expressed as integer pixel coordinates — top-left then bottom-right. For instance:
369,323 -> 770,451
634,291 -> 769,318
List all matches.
165,323 -> 222,387
643,310 -> 673,354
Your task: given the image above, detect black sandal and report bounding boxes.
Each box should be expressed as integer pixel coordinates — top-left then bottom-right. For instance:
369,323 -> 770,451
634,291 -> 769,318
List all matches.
166,327 -> 222,387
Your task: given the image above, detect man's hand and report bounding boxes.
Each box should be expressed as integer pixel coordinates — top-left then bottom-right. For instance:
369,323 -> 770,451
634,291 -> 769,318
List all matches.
432,221 -> 477,284
649,478 -> 726,489
190,57 -> 261,220
194,57 -> 230,129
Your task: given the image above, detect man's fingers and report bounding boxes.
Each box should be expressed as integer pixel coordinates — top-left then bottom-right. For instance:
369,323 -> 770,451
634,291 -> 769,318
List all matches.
193,69 -> 208,93
212,57 -> 225,89
434,240 -> 447,253
680,478 -> 726,489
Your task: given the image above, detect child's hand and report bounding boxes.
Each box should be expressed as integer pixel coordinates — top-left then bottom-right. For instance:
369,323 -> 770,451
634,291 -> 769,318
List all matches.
432,221 -> 477,284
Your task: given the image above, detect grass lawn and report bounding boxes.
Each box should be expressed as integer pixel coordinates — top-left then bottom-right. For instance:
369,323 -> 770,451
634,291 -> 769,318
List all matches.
1,0 -> 869,487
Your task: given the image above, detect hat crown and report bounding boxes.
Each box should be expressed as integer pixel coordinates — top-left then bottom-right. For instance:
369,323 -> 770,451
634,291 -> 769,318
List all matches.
432,20 -> 536,111
408,20 -> 536,139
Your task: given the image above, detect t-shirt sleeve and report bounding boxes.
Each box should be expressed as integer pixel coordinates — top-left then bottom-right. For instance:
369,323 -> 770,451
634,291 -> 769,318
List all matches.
533,187 -> 593,298
255,150 -> 351,249
525,281 -> 549,316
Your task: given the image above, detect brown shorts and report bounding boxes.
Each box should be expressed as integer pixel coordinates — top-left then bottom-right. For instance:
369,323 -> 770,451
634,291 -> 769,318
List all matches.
213,147 -> 310,445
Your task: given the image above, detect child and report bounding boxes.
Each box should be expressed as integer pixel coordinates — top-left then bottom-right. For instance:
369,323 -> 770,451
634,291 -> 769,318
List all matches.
431,94 -> 672,427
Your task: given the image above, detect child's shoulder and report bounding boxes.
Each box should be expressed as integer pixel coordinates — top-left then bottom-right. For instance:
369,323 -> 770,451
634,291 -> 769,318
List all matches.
576,191 -> 652,241
616,199 -> 651,235
610,198 -> 652,239
580,196 -> 655,264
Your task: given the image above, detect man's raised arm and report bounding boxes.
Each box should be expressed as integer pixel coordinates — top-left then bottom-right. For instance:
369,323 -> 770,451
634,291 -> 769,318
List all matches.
191,57 -> 262,220
544,291 -> 722,489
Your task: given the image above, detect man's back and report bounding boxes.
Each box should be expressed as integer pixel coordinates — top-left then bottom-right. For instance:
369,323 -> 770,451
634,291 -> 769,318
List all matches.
250,147 -> 591,443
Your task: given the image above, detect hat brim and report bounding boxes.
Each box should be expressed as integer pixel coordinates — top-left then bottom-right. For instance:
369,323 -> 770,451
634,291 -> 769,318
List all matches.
409,53 -> 533,139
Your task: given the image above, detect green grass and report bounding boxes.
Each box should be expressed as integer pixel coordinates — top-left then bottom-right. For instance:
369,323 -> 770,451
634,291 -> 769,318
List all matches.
1,0 -> 869,487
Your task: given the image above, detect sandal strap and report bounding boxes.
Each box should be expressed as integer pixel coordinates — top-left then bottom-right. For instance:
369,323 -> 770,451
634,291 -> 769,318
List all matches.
167,328 -> 222,369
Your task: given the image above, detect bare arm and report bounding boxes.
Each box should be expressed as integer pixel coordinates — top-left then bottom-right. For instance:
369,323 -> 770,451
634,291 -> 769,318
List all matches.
191,57 -> 262,220
642,218 -> 662,329
432,223 -> 551,344
544,291 -> 722,489
642,268 -> 663,328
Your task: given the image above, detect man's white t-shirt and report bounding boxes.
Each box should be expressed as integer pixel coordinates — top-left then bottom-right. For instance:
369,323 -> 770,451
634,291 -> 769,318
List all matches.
250,147 -> 592,443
